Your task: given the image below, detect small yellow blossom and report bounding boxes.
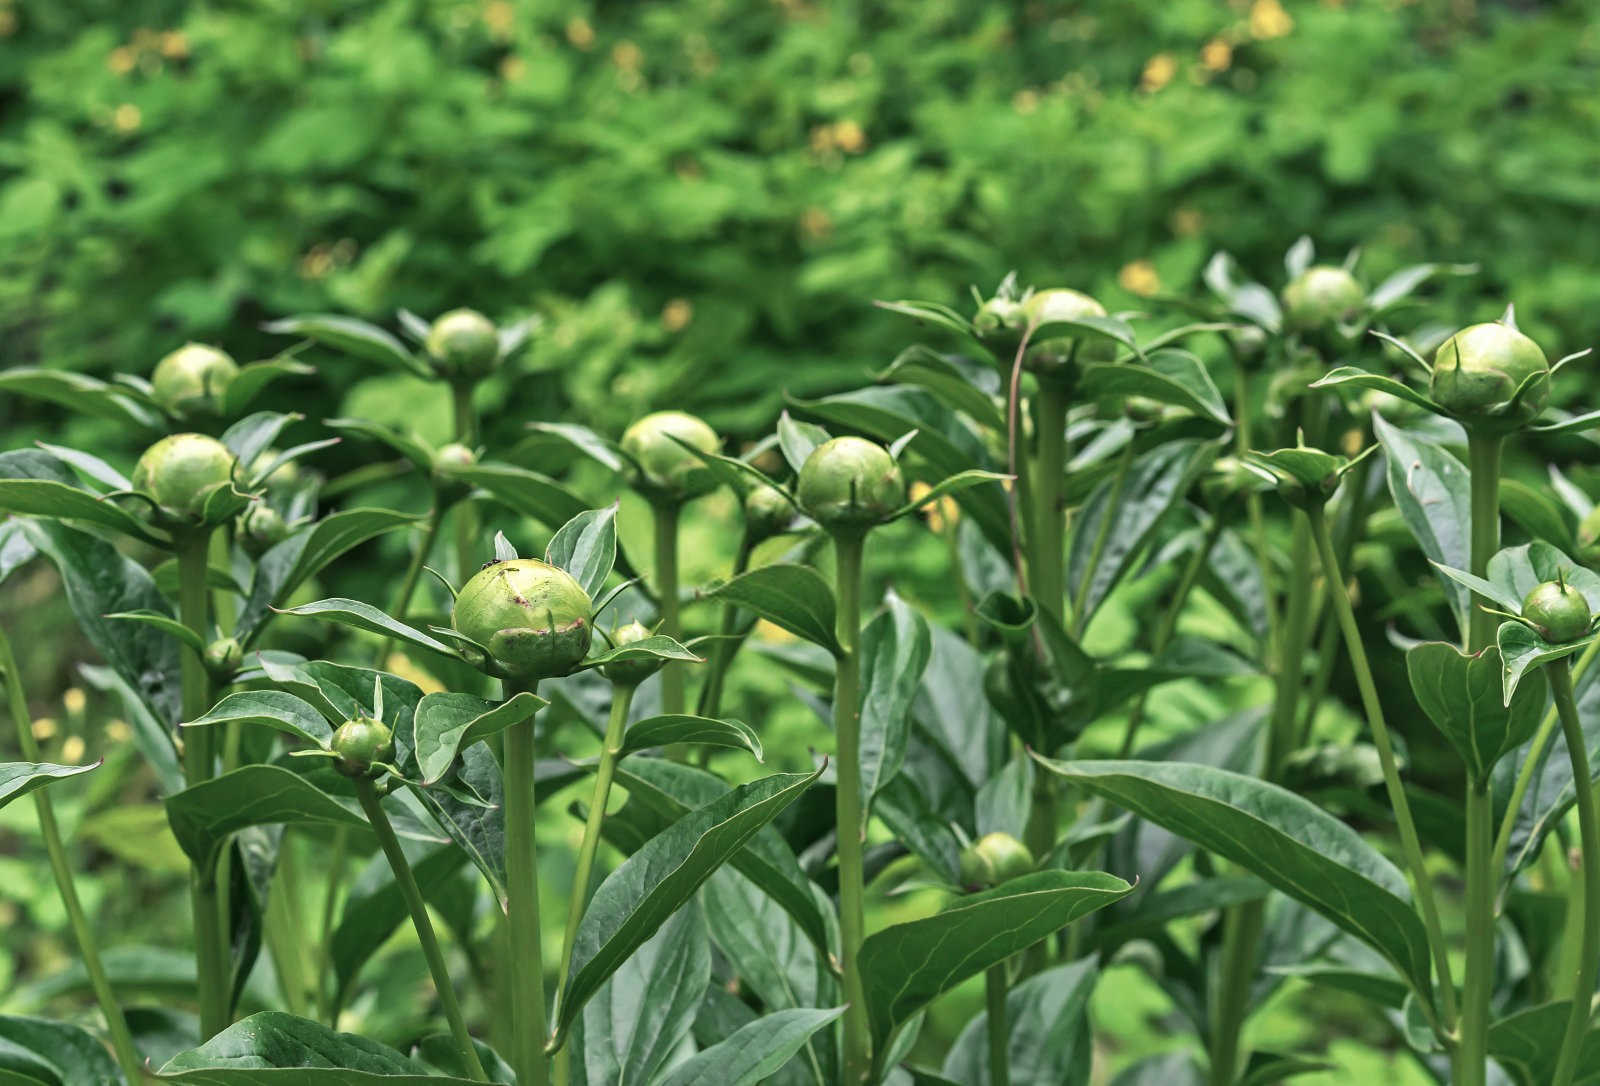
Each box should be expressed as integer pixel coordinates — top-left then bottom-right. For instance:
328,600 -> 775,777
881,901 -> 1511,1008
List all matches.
1201,37 -> 1233,72
113,103 -> 142,132
63,688 -> 86,716
32,717 -> 57,741
106,720 -> 132,744
1119,260 -> 1162,297
160,30 -> 189,59
662,299 -> 693,332
1141,53 -> 1177,93
61,736 -> 86,765
832,120 -> 866,153
1250,0 -> 1294,39
566,16 -> 595,49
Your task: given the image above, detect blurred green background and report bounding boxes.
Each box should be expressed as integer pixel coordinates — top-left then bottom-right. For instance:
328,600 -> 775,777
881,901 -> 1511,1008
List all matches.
1,0 -> 1597,1079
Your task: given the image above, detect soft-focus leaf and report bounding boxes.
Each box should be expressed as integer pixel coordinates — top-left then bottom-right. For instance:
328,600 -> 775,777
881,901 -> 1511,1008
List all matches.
183,690 -> 335,748
1407,642 -> 1547,779
941,958 -> 1097,1086
158,1011 -> 475,1081
0,1013 -> 126,1086
618,714 -> 763,760
274,599 -> 456,659
1079,349 -> 1231,426
264,315 -> 430,378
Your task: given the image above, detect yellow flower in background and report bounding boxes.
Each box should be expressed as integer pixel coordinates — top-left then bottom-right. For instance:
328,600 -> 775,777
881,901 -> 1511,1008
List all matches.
1119,259 -> 1162,297
1202,37 -> 1234,72
113,103 -> 143,132
1141,52 -> 1177,93
61,736 -> 85,765
386,653 -> 447,695
566,16 -> 595,50
662,298 -> 693,331
1251,0 -> 1294,39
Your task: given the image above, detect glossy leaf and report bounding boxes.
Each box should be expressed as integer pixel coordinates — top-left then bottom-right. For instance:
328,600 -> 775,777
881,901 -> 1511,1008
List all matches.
222,412 -> 303,470
525,421 -> 626,473
618,714 -> 762,760
452,461 -> 590,530
1079,348 -> 1231,425
654,1007 -> 845,1086
705,564 -> 841,656
1036,757 -> 1434,1003
582,635 -> 700,672
894,470 -> 1010,519
263,314 -> 430,378
0,475 -> 164,543
776,411 -> 831,475
1372,415 -> 1471,635
165,765 -> 368,875
0,367 -> 161,427
105,609 -> 206,654
858,594 -> 932,807
412,691 -> 545,783
876,346 -> 1004,431
158,1011 -> 476,1081
1498,621 -> 1595,704
552,765 -> 824,1046
184,690 -> 335,748
545,505 -> 618,600
1407,642 -> 1547,779
274,599 -> 456,659
0,1013 -> 125,1086
0,761 -> 98,812
1311,368 -> 1438,414
859,870 -> 1132,1076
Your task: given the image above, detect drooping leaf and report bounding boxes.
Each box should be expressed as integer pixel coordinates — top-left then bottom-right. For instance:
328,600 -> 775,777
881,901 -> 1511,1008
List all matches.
859,870 -> 1132,1076
451,462 -> 590,531
165,765 -> 368,875
183,690 -> 335,748
1498,622 -> 1596,705
525,422 -> 626,473
1037,757 -> 1434,1003
705,565 -> 841,656
618,714 -> 763,760
412,691 -> 546,784
581,635 -> 701,672
221,357 -> 315,418
551,766 -> 824,1046
1079,349 -> 1231,426
103,609 -> 206,654
1407,642 -> 1547,779
263,314 -> 430,378
0,367 -> 161,427
654,1007 -> 845,1086
0,761 -> 98,812
158,1011 -> 476,1081
545,506 -> 618,600
858,594 -> 933,807
974,754 -> 1034,841
876,346 -> 1004,431
273,599 -> 456,659
776,412 -> 831,475
323,418 -> 436,474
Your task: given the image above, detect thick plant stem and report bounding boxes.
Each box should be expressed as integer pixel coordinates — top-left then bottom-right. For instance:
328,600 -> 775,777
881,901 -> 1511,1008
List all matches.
1547,661 -> 1600,1086
1118,516 -> 1224,758
653,502 -> 685,720
377,506 -> 444,667
985,962 -> 1010,1086
1209,903 -> 1265,1086
502,685 -> 549,1086
1307,506 -> 1457,1028
696,533 -> 753,719
451,382 -> 479,581
0,627 -> 143,1081
832,534 -> 870,1084
1032,379 -> 1069,627
178,530 -> 230,1040
1460,781 -> 1494,1086
553,684 -> 636,1086
1264,511 -> 1314,778
355,778 -> 488,1083
1466,434 -> 1503,652
1492,638 -> 1600,883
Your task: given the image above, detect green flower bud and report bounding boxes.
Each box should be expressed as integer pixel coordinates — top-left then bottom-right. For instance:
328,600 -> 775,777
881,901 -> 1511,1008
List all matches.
131,433 -> 237,517
431,442 -> 478,501
1429,322 -> 1549,425
958,832 -> 1034,890
426,309 -> 499,380
331,717 -> 395,779
620,411 -> 720,504
203,637 -> 243,680
453,558 -> 592,680
1020,288 -> 1115,377
600,620 -> 661,687
1200,456 -> 1257,510
1578,508 -> 1600,566
1522,579 -> 1592,644
151,343 -> 238,419
796,437 -> 905,535
1282,266 -> 1364,332
972,294 -> 1025,344
1229,324 -> 1268,362
742,483 -> 794,541
238,504 -> 289,556
251,448 -> 302,492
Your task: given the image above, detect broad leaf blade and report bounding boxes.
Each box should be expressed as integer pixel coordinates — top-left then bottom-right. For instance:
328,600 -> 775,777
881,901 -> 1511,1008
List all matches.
274,599 -> 456,659
1373,415 -> 1471,636
858,594 -> 932,806
0,761 -> 98,812
1408,642 -> 1546,778
158,1011 -> 475,1081
654,1007 -> 845,1086
184,690 -> 335,748
545,506 -> 618,600
264,315 -> 429,378
165,765 -> 367,875
412,691 -> 545,783
705,564 -> 840,656
619,714 -> 762,760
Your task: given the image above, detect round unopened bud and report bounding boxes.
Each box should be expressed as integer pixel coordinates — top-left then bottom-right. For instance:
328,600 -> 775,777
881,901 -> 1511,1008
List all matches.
1282,266 -> 1364,332
1578,508 -> 1600,566
238,504 -> 289,556
1429,322 -> 1549,425
151,344 -> 238,419
426,309 -> 499,380
453,558 -> 592,680
958,832 -> 1034,890
431,443 -> 478,500
796,437 -> 905,536
600,620 -> 661,687
743,483 -> 794,541
131,433 -> 237,517
203,637 -> 243,680
620,411 -> 720,504
331,717 -> 395,779
1020,288 -> 1115,377
1522,580 -> 1591,644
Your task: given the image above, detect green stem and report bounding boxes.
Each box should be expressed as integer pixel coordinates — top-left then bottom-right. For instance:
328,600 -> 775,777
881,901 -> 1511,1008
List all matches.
1118,515 -> 1223,758
1033,379 -> 1069,628
1296,454 -> 1376,746
696,533 -> 753,719
553,684 -> 636,1086
1209,902 -> 1265,1086
178,529 -> 230,1039
832,534 -> 870,1084
378,506 -> 445,667
1547,661 -> 1600,1086
502,681 -> 549,1086
985,963 -> 1010,1086
1307,505 -> 1457,1029
354,778 -> 488,1083
1491,638 -> 1600,888
1,627 -> 143,1081
1460,780 -> 1493,1086
451,381 -> 479,583
1467,433 -> 1503,652
653,502 -> 686,720
1263,511 -> 1314,779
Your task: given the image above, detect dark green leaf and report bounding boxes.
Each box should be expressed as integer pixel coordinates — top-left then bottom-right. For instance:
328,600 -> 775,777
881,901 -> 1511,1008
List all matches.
941,958 -> 1096,1086
876,346 -> 1003,431
274,599 -> 456,659
859,594 -> 932,807
222,358 -> 315,418
452,462 -> 589,530
165,765 -> 367,875
776,412 -> 831,475
0,1013 -> 125,1086
704,564 -> 839,656
619,714 -> 762,760
545,506 -> 618,600
412,691 -> 545,784
221,412 -> 303,471
894,470 -> 1010,520
859,870 -> 1131,1076
0,368 -> 161,427
331,843 -> 466,1009
1079,349 -> 1231,426
1311,368 -> 1438,414
1373,415 -> 1472,636
0,477 -> 163,543
1486,1002 -> 1600,1086
1498,622 -> 1595,704
582,635 -> 700,671
105,609 -> 205,654
525,422 -> 625,473
184,690 -> 334,747
324,418 -> 435,474
974,754 -> 1033,841
0,761 -> 98,812
1408,642 -> 1547,779
158,1011 -> 475,1081
263,315 -> 430,378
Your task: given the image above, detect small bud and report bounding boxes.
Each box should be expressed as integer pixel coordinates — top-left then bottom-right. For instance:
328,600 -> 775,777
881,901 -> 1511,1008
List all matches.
971,294 -> 1025,345
958,832 -> 1035,890
453,558 -> 593,680
1521,579 -> 1592,644
742,483 -> 794,542
151,343 -> 238,420
1429,321 -> 1550,425
1282,266 -> 1364,333
620,411 -> 720,504
600,620 -> 661,687
426,309 -> 499,380
1019,288 -> 1115,377
131,433 -> 237,517
203,637 -> 243,681
796,437 -> 905,536
431,442 -> 478,501
331,717 -> 395,779
238,504 -> 288,556
1577,508 -> 1600,566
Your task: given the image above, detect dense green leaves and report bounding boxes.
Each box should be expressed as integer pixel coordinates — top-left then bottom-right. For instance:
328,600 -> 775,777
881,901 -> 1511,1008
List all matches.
238,510 -> 416,642
1372,416 -> 1472,635
545,505 -> 618,600
655,1007 -> 845,1086
0,1013 -> 126,1086
858,594 -> 933,807
941,959 -> 1097,1085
